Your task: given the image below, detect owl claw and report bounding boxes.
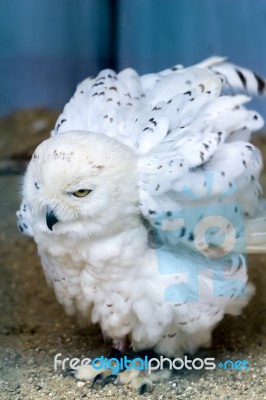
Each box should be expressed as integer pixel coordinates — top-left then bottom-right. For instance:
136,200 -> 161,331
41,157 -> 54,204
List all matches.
91,372 -> 118,389
62,368 -> 76,377
91,373 -> 103,388
139,383 -> 148,395
101,374 -> 118,388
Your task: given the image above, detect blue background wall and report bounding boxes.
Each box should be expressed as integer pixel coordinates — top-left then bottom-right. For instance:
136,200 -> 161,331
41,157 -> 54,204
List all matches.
0,0 -> 265,117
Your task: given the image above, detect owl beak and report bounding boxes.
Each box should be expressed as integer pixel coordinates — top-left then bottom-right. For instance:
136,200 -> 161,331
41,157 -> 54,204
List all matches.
46,208 -> 59,231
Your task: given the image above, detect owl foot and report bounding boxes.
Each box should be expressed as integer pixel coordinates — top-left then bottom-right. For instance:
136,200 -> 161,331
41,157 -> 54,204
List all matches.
62,347 -> 122,386
63,348 -> 170,394
63,362 -> 154,394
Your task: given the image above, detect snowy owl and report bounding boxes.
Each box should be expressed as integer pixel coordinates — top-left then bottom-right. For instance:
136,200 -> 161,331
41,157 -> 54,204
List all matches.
17,57 -> 266,393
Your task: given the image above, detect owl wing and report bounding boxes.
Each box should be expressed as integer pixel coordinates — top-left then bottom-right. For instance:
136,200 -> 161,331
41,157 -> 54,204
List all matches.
50,57 -> 266,253
134,59 -> 266,255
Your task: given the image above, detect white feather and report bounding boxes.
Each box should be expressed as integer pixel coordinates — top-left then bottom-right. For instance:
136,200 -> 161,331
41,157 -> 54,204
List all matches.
18,57 -> 265,360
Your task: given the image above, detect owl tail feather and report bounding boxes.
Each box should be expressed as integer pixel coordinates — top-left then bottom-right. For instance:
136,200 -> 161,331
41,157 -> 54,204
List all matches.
209,59 -> 266,96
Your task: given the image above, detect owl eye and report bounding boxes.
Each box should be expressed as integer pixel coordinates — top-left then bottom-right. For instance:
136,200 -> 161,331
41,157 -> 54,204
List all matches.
72,189 -> 92,198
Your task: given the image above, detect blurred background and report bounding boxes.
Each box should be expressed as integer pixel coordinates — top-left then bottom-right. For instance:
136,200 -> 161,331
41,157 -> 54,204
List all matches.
0,0 -> 266,114
0,0 -> 266,171
1,2 -> 266,399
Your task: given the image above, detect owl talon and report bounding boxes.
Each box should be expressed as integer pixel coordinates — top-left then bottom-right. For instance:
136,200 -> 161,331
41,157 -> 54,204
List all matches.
139,383 -> 148,395
62,368 -> 76,378
91,373 -> 103,388
101,374 -> 118,388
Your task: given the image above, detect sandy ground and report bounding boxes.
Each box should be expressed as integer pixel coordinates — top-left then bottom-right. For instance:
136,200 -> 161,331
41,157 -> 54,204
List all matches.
0,143 -> 266,399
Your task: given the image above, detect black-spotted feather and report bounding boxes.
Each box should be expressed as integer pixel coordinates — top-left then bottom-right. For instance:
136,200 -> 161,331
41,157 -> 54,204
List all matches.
50,57 -> 266,256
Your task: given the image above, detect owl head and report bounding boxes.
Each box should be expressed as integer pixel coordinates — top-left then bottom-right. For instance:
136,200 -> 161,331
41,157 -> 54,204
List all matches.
23,131 -> 139,239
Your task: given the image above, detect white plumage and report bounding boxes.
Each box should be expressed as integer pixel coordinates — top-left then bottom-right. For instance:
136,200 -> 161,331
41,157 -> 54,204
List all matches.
17,57 -> 266,386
